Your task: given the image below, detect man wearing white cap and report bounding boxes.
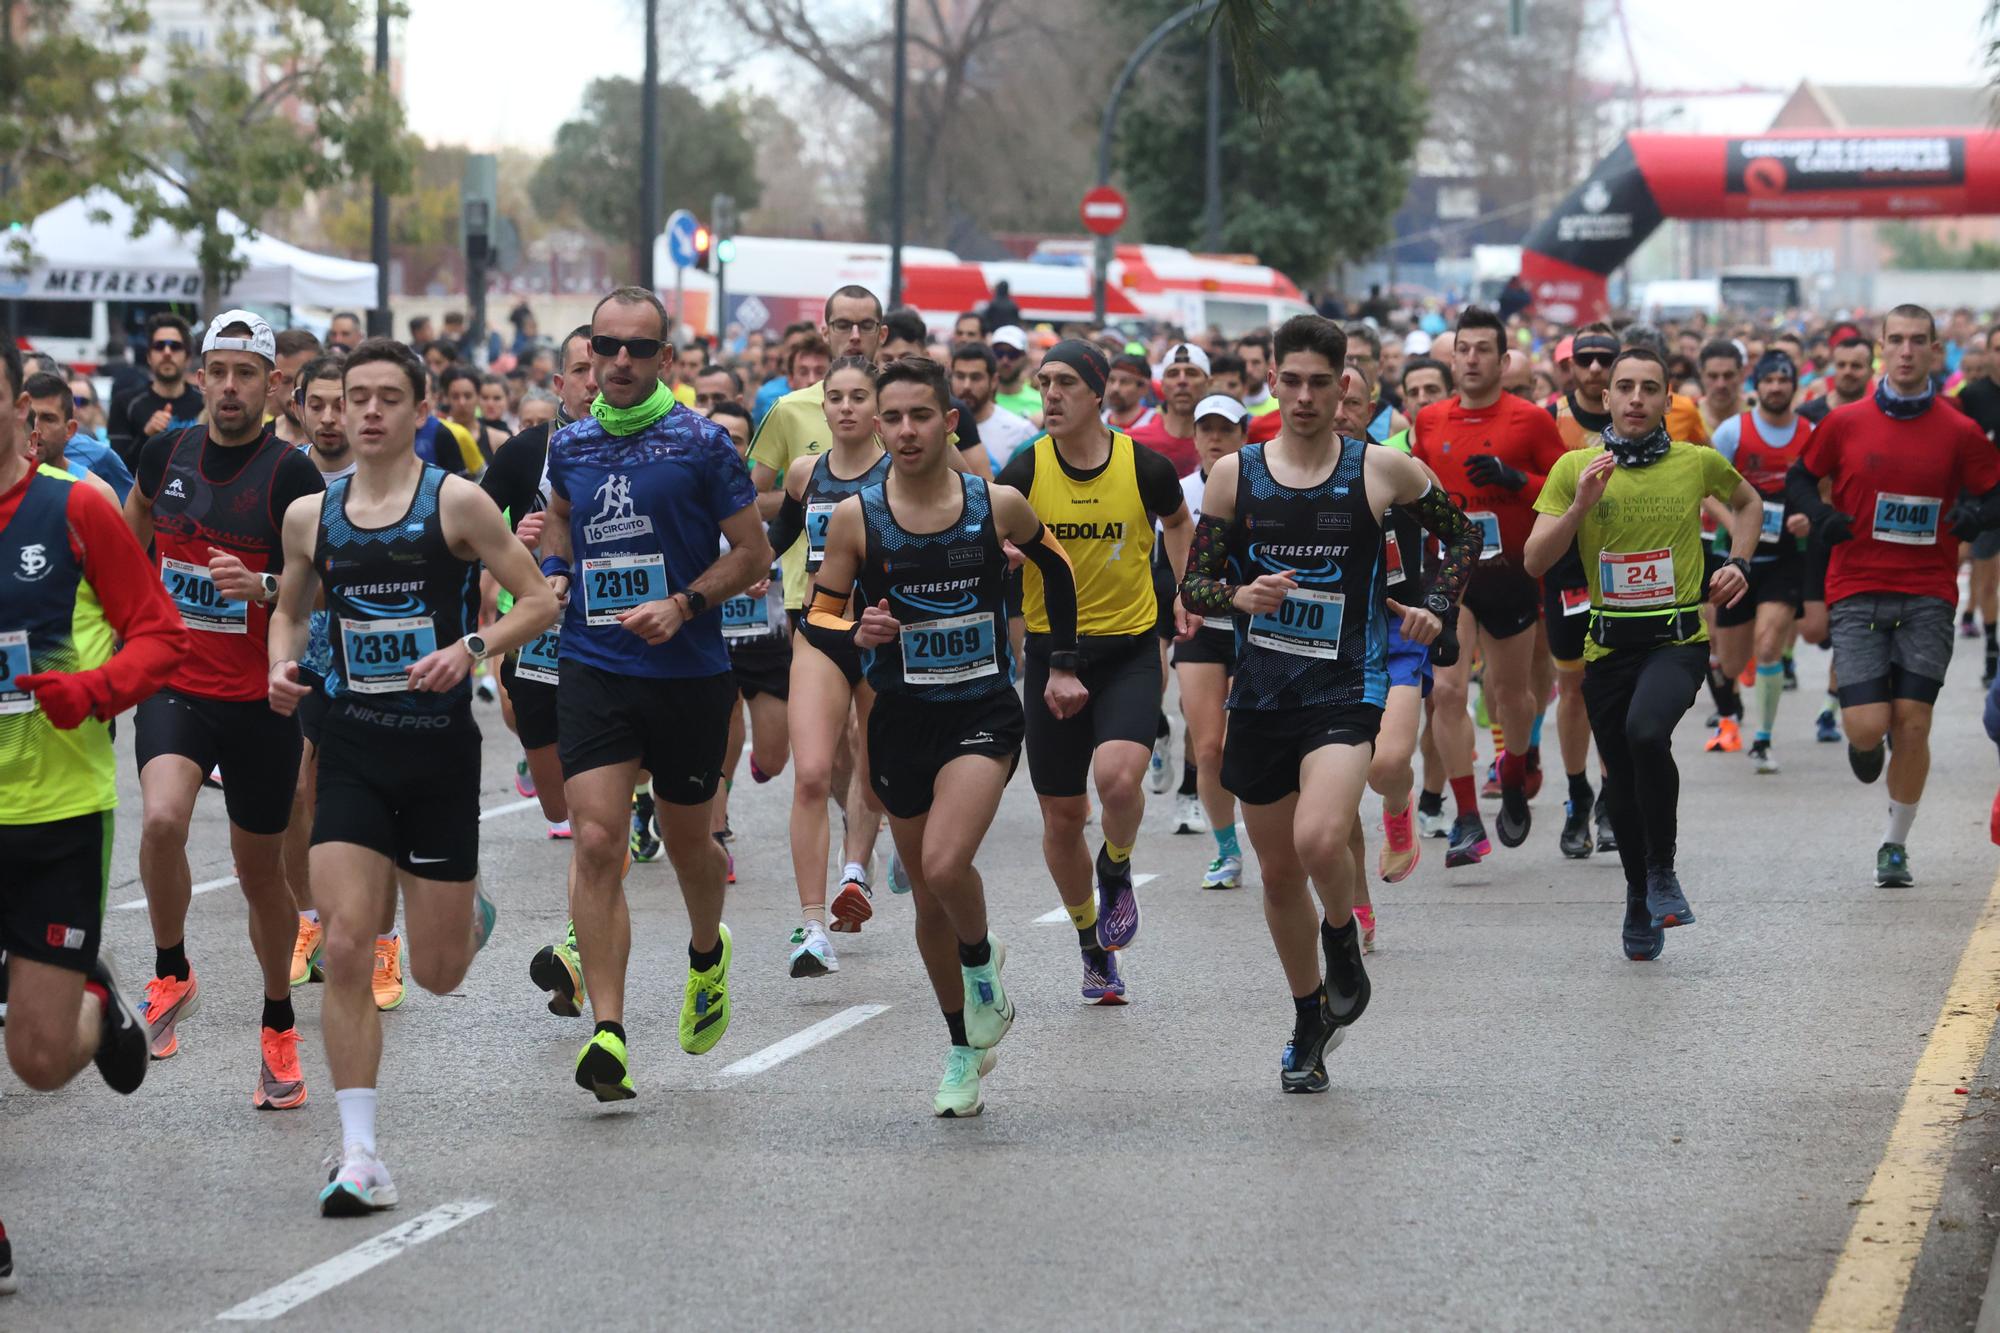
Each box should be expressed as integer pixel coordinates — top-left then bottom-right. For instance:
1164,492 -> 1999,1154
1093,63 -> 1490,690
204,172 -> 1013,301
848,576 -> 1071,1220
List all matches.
989,326 -> 1042,421
1130,341 -> 1209,476
122,309 -> 328,1107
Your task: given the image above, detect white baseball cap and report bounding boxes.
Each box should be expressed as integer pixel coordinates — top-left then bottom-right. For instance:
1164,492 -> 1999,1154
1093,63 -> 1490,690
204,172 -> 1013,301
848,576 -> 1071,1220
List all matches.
1403,330 -> 1433,355
1194,394 -> 1247,425
1157,342 -> 1211,377
202,309 -> 277,365
990,325 -> 1028,352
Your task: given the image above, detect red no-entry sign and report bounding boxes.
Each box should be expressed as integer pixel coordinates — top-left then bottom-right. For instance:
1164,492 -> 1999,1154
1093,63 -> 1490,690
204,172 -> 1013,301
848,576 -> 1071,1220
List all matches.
1080,185 -> 1128,236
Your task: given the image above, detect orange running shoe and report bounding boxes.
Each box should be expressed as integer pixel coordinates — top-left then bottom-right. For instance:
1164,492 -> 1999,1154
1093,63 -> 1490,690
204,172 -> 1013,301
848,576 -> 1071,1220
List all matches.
1378,805 -> 1420,884
829,875 -> 874,933
1737,662 -> 1756,688
1705,717 -> 1742,753
253,1026 -> 307,1109
289,916 -> 324,987
139,969 -> 199,1059
372,937 -> 406,1011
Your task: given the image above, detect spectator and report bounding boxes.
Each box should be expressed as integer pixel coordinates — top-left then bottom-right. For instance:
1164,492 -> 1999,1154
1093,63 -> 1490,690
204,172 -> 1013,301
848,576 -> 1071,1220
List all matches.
982,279 -> 1022,333
326,311 -> 364,351
424,338 -> 459,378
1497,273 -> 1532,322
118,312 -> 203,467
408,314 -> 436,347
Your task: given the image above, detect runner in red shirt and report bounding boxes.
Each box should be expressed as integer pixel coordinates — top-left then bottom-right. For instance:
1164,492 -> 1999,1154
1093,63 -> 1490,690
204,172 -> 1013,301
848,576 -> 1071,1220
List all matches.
1787,304 -> 2000,888
1412,306 -> 1568,860
121,310 -> 327,1099
1128,343 -> 1207,476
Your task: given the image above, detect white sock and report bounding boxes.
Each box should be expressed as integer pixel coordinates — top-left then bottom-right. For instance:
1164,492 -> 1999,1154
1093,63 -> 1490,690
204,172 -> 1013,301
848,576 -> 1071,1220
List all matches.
842,861 -> 867,886
1886,800 -> 1919,846
299,909 -> 318,923
336,1086 -> 378,1156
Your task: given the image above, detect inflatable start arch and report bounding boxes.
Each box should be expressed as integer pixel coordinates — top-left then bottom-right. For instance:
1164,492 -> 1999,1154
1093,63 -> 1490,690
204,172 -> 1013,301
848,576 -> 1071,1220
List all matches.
1519,129 -> 2000,323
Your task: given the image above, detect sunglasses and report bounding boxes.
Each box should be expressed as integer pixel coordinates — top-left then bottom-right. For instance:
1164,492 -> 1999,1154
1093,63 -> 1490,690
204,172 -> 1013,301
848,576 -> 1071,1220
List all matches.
1573,352 -> 1615,369
993,345 -> 1025,359
152,339 -> 186,353
590,334 -> 664,359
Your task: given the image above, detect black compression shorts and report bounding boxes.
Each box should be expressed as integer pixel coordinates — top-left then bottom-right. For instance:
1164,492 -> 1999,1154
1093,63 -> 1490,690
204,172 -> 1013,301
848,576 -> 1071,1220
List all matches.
134,688 -> 302,835
0,811 -> 111,972
1022,635 -> 1163,798
557,662 -> 734,805
312,708 -> 482,882
867,689 -> 1023,820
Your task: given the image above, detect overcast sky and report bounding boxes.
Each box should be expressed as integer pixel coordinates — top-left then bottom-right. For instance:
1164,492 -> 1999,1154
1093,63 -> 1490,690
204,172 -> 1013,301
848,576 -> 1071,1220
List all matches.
404,0 -> 1996,152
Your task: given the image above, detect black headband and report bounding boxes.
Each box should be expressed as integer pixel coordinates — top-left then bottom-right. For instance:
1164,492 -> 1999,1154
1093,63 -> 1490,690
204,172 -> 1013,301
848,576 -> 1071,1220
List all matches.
1043,339 -> 1108,398
1572,333 -> 1619,358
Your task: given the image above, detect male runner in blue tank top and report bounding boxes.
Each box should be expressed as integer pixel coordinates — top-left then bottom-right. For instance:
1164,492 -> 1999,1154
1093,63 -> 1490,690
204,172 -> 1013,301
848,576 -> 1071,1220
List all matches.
1183,315 -> 1480,1094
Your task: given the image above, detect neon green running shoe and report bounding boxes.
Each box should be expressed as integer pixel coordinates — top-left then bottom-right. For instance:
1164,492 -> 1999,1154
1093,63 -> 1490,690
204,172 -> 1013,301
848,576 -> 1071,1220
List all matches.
529,920 -> 586,1017
960,936 -> 1013,1050
933,1045 -> 998,1118
574,1028 -> 634,1102
679,923 -> 732,1054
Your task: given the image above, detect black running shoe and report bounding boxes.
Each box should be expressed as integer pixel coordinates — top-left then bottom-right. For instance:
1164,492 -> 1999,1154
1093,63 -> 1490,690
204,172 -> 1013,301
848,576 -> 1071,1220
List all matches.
1781,658 -> 1798,691
1559,798 -> 1594,859
1320,917 -> 1371,1027
88,956 -> 147,1095
1622,895 -> 1664,961
1496,784 -> 1531,848
1281,988 -> 1338,1094
1847,741 -> 1885,785
1279,1037 -> 1331,1093
0,1219 -> 15,1295
1645,868 -> 1695,930
629,791 -> 662,862
1985,643 -> 1997,688
1594,801 -> 1618,853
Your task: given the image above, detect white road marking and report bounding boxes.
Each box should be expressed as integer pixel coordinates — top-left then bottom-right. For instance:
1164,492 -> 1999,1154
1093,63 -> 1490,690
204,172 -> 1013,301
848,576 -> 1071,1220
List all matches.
719,1004 -> 890,1078
1036,873 -> 1157,922
110,796 -> 542,912
214,1200 -> 496,1321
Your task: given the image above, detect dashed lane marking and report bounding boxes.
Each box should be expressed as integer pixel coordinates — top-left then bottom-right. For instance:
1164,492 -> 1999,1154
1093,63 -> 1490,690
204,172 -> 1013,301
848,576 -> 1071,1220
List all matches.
719,1004 -> 891,1078
214,1200 -> 496,1321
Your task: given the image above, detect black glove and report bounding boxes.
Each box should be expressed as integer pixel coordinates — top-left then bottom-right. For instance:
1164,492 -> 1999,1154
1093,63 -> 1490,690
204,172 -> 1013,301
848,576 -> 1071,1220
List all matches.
1948,490 -> 2000,542
1464,453 -> 1528,492
1428,607 -> 1461,668
1819,509 -> 1856,546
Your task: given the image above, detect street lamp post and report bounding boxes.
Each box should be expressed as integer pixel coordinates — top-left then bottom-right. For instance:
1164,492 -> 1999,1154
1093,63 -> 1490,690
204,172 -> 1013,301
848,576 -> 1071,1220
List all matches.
369,0 -> 390,336
638,0 -> 660,291
888,0 -> 908,308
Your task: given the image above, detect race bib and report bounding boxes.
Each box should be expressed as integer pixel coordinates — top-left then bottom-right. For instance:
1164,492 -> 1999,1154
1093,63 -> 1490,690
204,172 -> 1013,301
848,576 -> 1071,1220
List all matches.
1599,548 -> 1675,609
1559,585 -> 1591,617
1248,587 -> 1345,659
1759,500 -> 1786,545
0,629 -> 33,715
1467,511 -> 1502,561
805,501 -> 837,565
900,611 -> 1000,686
515,624 -> 561,685
339,615 -> 437,694
162,556 -> 248,634
1873,492 -> 1940,546
721,591 -> 772,640
1383,530 -> 1408,586
581,553 -> 667,626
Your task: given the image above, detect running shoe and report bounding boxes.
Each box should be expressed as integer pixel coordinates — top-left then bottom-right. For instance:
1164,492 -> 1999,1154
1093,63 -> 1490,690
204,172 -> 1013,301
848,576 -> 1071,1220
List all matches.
514,759 -> 536,799
1523,747 -> 1543,800
1145,733 -> 1173,794
1496,784 -> 1531,848
1986,643 -> 1998,688
202,765 -> 223,791
789,920 -> 838,977
139,968 -> 199,1060
529,923 -> 586,1017
1875,842 -> 1914,888
1445,812 -> 1488,867
1281,988 -> 1339,1094
475,673 -> 499,703
1645,868 -> 1694,929
1172,792 -> 1207,835
1559,798 -> 1593,859
253,1026 -> 308,1110
629,792 -> 662,862
1781,657 -> 1799,691
1963,613 -> 1983,639
1736,661 -> 1756,689
371,937 -> 406,1011
1354,904 -> 1377,955
716,831 -> 734,885
0,1220 -> 14,1295
320,1145 -> 398,1217
470,887 -> 498,954
748,755 -> 772,784
548,820 -> 572,840
960,937 -> 1013,1050
1992,788 -> 2000,847
1594,801 -> 1617,853
1379,806 -> 1419,883
933,1045 -> 998,1118
1848,740 -> 1886,785
888,850 -> 912,895
1622,897 -> 1664,961
1202,853 -> 1243,890
87,955 -> 147,1095
1816,707 -> 1841,743
679,923 -> 732,1054
1705,717 -> 1742,753
1748,739 -> 1780,774
1094,847 -> 1140,951
829,873 -> 873,934
575,1027 -> 635,1101
290,916 -> 324,987
1416,802 -> 1451,839
1321,917 -> 1370,1027
1081,948 -> 1126,1005
1480,760 -> 1500,800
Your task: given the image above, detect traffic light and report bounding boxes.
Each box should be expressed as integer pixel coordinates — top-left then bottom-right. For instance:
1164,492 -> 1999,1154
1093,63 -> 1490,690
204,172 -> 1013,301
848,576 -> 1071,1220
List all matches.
693,224 -> 712,272
717,236 -> 736,265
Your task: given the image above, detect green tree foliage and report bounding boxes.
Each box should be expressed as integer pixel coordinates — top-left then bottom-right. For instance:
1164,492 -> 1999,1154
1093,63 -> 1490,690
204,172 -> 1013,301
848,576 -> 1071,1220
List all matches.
0,0 -> 149,230
1883,222 -> 2000,272
530,79 -> 761,246
1117,0 -> 1425,284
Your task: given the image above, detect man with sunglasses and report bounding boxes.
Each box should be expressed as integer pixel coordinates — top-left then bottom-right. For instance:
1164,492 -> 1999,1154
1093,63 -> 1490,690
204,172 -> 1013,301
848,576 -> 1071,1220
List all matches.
117,313 -> 204,469
989,325 -> 1043,421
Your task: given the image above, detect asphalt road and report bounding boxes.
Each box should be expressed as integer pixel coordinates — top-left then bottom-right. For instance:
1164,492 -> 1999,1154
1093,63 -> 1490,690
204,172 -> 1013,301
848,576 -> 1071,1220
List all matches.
5,639 -> 2000,1331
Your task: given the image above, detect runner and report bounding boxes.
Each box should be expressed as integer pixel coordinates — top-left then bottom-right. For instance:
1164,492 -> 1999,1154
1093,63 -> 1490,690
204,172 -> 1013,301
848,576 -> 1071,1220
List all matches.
1953,325 -> 2000,687
266,336 -> 557,1213
1237,332 -> 1278,421
1128,341 -> 1208,476
121,310 -> 327,1100
807,354 -> 1083,1114
19,373 -> 122,507
1411,307 -> 1569,863
763,356 -> 890,974
1390,356 -> 1463,844
538,287 -> 770,1099
1103,353 -> 1160,434
988,326 -> 1043,420
1172,395 -> 1249,890
1785,304 -> 2000,887
951,341 -> 1038,472
1526,344 -> 1761,958
1181,314 -> 1478,1091
1710,350 -> 1813,774
996,340 -> 1193,1003
1797,334 -> 1875,741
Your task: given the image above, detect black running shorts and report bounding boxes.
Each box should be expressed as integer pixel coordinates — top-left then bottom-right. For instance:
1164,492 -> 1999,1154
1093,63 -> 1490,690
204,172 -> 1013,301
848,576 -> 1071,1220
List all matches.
557,661 -> 734,805
1461,565 -> 1541,641
730,639 -> 793,702
1023,634 -> 1163,798
1171,625 -> 1237,670
499,653 -> 561,752
1714,553 -> 1803,629
1222,702 -> 1381,807
867,689 -> 1024,820
134,688 -> 302,835
312,707 -> 482,882
1541,580 -> 1591,666
0,811 -> 111,971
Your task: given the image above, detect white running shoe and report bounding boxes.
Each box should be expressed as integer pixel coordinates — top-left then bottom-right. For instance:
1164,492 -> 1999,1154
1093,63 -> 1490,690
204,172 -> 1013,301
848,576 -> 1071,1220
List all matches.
789,921 -> 838,977
1202,854 -> 1243,890
1416,805 -> 1451,839
1172,792 -> 1207,834
1145,734 -> 1173,794
319,1145 -> 398,1217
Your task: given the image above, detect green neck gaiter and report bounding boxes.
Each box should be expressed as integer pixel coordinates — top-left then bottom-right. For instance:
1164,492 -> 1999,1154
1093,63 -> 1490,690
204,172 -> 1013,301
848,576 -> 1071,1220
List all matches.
591,380 -> 675,436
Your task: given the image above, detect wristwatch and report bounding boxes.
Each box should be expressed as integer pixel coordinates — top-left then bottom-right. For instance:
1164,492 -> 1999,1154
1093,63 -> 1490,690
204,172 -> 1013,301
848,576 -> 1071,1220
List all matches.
1048,650 -> 1082,673
1724,556 -> 1752,579
462,632 -> 490,665
258,572 -> 280,602
1422,591 -> 1452,619
679,590 -> 709,618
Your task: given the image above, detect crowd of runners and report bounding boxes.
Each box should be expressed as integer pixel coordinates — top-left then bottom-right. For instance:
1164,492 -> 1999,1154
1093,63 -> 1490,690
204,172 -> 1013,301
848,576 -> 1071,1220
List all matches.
3,276 -> 1999,1280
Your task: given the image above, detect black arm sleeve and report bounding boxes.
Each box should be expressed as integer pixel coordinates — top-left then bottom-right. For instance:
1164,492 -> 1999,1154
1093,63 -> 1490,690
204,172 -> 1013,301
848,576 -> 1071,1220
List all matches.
264,451 -> 328,574
1132,442 -> 1186,518
1402,483 -> 1479,610
1785,459 -> 1831,527
479,426 -> 549,523
766,492 -> 806,555
1016,522 -> 1079,652
995,446 -> 1038,496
